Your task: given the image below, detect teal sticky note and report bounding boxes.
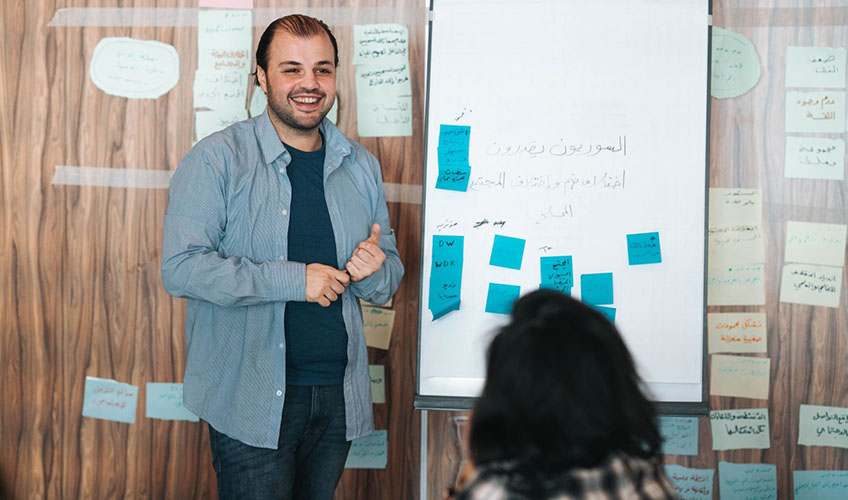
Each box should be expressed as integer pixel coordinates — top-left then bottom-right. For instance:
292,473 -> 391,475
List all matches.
794,470 -> 848,500
489,235 -> 526,270
436,124 -> 471,191
580,272 -> 613,305
82,376 -> 138,424
592,305 -> 616,323
345,430 -> 387,469
664,465 -> 714,500
485,283 -> 520,314
429,235 -> 463,320
659,417 -> 699,455
540,282 -> 571,295
540,255 -> 573,289
718,462 -> 777,500
145,383 -> 199,422
627,232 -> 661,265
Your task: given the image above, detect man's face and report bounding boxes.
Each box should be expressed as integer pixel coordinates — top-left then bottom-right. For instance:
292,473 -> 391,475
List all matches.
258,30 -> 336,134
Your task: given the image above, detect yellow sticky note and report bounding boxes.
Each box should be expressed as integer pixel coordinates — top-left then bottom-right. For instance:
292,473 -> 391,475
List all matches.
707,313 -> 767,354
710,408 -> 770,450
362,306 -> 396,350
710,354 -> 770,400
361,297 -> 393,308
369,365 -> 385,404
708,188 -> 762,226
798,404 -> 848,448
707,264 -> 766,306
779,263 -> 842,308
785,221 -> 847,267
708,224 -> 765,268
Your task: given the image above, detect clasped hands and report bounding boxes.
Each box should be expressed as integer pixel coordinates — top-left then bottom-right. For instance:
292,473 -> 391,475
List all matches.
305,223 -> 386,307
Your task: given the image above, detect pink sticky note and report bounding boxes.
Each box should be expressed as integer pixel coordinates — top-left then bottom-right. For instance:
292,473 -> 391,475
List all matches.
199,0 -> 253,8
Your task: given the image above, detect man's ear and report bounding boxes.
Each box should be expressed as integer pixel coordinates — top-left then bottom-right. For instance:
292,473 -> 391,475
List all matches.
256,67 -> 268,94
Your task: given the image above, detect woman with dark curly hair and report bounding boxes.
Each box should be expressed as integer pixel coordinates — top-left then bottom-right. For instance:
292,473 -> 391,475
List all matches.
453,289 -> 677,499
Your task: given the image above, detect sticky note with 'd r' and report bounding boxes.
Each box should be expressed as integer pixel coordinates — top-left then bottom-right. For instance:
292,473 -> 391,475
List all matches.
626,232 -> 661,265
580,273 -> 613,305
82,376 -> 138,424
489,235 -> 526,270
485,283 -> 520,315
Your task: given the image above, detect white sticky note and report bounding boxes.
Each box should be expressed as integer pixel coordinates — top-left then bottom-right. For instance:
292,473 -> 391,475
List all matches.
369,365 -> 385,404
798,404 -> 848,449
357,95 -> 413,137
710,355 -> 770,400
780,263 -> 842,308
710,408 -> 770,450
707,264 -> 766,306
197,10 -> 253,73
785,136 -> 845,180
785,221 -> 847,267
193,70 -> 247,110
711,27 -> 761,99
82,376 -> 139,423
708,223 -> 765,268
786,46 -> 846,89
355,63 -> 412,97
708,188 -> 762,226
708,313 -> 767,354
89,37 -> 180,99
786,91 -> 846,133
195,108 -> 248,141
345,430 -> 388,469
352,24 -> 409,65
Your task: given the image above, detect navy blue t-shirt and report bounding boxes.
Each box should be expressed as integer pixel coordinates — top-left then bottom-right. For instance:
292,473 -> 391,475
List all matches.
283,137 -> 348,386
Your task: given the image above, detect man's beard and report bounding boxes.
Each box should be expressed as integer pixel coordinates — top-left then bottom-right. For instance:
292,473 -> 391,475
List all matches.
267,88 -> 332,132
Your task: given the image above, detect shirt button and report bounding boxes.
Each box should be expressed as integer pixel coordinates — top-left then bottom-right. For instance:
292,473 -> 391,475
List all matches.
282,209 -> 288,215
278,168 -> 284,173
276,390 -> 283,396
279,255 -> 284,260
278,343 -> 284,349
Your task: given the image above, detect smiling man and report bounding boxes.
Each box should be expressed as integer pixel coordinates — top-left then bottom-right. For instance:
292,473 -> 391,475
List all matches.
161,15 -> 403,500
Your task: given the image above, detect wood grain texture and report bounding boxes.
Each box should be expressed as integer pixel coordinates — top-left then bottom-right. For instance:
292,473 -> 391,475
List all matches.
1,0 -> 423,498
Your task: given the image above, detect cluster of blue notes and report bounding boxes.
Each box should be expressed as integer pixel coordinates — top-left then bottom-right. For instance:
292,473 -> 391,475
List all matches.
580,272 -> 613,305
659,416 -> 699,455
489,235 -> 526,270
429,235 -> 463,320
146,383 -> 199,422
718,462 -> 777,500
794,470 -> 848,500
664,465 -> 714,500
540,255 -> 573,293
435,124 -> 471,192
82,376 -> 139,424
627,231 -> 662,265
485,283 -> 521,315
345,430 -> 388,469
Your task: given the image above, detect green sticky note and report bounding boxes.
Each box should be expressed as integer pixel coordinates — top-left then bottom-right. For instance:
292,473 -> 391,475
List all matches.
794,470 -> 848,500
82,376 -> 138,424
659,417 -> 699,456
345,430 -> 387,469
786,91 -> 846,133
786,46 -> 846,89
711,27 -> 761,99
718,462 -> 776,500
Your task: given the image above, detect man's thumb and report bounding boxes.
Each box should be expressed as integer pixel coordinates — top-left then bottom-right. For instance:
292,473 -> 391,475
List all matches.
369,223 -> 381,243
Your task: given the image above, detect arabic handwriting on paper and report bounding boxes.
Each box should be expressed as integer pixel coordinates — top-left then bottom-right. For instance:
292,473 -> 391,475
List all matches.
82,376 -> 139,424
626,232 -> 661,265
580,272 -> 613,306
707,312 -> 767,354
786,47 -> 846,89
707,224 -> 765,268
357,95 -> 412,137
369,365 -> 385,404
664,465 -> 714,500
352,24 -> 409,65
89,37 -> 180,99
195,108 -> 248,141
794,470 -> 848,500
469,170 -> 627,197
344,430 -> 388,469
485,283 -> 520,315
429,235 -> 463,320
193,70 -> 247,110
718,462 -> 777,500
786,91 -> 846,133
779,263 -> 842,308
355,63 -> 412,94
707,264 -> 766,306
435,124 -> 471,191
361,306 -> 396,350
659,417 -> 699,456
540,255 -> 573,292
710,408 -> 770,450
708,188 -> 762,226
798,404 -> 848,448
197,10 -> 253,73
145,383 -> 199,422
489,235 -> 526,270
785,136 -> 845,180
711,27 -> 761,99
784,221 -> 847,267
710,355 -> 770,399
484,136 -> 626,159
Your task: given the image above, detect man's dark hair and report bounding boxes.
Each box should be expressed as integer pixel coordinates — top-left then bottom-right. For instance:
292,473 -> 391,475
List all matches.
254,14 -> 339,86
469,289 -> 662,475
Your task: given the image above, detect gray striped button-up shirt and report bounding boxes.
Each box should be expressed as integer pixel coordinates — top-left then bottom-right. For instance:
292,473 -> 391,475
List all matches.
161,110 -> 403,449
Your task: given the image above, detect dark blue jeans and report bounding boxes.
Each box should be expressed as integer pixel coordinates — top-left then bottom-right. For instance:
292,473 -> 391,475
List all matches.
208,385 -> 351,500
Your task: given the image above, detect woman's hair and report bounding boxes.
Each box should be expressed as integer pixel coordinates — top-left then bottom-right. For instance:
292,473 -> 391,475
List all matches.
469,289 -> 662,473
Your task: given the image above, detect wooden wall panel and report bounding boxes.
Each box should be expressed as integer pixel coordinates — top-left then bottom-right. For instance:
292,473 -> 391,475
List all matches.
1,1 -> 424,498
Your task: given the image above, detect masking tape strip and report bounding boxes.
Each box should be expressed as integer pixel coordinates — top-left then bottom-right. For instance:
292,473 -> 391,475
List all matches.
51,166 -> 173,189
48,7 -> 422,27
383,182 -> 422,205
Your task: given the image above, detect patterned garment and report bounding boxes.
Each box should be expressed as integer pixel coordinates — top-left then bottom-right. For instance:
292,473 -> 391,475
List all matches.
454,454 -> 678,500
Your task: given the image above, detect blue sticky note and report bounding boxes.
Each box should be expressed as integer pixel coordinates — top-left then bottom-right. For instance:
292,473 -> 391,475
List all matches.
794,470 -> 848,500
435,164 -> 471,191
489,235 -> 526,270
592,305 -> 616,323
345,430 -> 387,469
540,255 -> 573,289
664,465 -> 714,500
82,376 -> 138,424
436,124 -> 471,192
540,282 -> 571,295
429,235 -> 463,320
145,383 -> 199,422
627,232 -> 662,265
659,417 -> 699,455
485,283 -> 520,314
580,272 -> 613,305
718,462 -> 777,500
